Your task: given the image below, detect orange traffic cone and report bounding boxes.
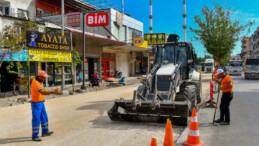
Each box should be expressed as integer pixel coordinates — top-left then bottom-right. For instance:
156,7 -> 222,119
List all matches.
151,138 -> 157,146
183,108 -> 204,146
163,119 -> 174,146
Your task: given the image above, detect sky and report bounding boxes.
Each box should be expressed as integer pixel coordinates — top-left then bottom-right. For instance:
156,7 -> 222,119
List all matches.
105,0 -> 259,57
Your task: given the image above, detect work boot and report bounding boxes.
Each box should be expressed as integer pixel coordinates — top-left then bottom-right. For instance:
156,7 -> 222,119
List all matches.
42,131 -> 54,137
32,137 -> 42,142
214,119 -> 223,123
220,121 -> 230,125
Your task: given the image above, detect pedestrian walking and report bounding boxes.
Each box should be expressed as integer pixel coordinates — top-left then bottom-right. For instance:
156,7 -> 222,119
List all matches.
31,70 -> 60,141
214,69 -> 234,125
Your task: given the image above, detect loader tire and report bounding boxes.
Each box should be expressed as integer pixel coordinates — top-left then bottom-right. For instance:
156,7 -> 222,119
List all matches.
184,85 -> 197,116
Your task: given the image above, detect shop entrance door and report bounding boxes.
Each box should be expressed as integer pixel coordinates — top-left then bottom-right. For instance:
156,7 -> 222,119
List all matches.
103,61 -> 110,77
46,63 -> 55,87
88,58 -> 95,80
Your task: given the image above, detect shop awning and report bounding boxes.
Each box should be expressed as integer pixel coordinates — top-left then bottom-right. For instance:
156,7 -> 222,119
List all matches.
50,0 -> 98,12
104,44 -> 152,52
69,27 -> 125,46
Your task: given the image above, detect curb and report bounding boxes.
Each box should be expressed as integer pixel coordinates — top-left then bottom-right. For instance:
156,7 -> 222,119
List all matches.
175,95 -> 211,145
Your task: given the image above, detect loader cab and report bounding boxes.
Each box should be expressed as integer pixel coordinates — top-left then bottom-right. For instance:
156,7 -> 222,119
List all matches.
154,35 -> 196,79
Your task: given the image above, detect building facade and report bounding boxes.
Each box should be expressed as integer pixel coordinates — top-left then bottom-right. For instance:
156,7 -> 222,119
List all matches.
0,0 -> 148,93
249,27 -> 259,59
241,37 -> 250,60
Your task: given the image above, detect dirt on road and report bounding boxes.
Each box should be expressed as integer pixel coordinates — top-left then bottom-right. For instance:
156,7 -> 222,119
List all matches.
0,73 -> 210,146
0,84 -> 185,146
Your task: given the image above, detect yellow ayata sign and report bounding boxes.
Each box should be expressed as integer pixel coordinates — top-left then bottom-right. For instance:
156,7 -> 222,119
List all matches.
29,49 -> 72,62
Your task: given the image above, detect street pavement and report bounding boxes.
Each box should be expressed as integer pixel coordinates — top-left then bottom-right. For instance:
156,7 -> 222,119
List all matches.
0,73 -> 210,146
0,84 -> 185,146
176,75 -> 259,146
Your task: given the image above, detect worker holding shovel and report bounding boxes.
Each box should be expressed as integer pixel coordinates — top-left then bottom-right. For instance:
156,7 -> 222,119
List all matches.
214,69 -> 234,125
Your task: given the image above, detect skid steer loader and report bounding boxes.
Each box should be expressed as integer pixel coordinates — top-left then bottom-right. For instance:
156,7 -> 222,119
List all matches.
107,34 -> 201,125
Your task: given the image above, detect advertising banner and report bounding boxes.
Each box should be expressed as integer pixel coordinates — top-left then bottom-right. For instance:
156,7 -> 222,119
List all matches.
29,49 -> 72,62
26,31 -> 71,51
0,48 -> 29,61
133,37 -> 148,48
144,33 -> 169,46
67,12 -> 81,27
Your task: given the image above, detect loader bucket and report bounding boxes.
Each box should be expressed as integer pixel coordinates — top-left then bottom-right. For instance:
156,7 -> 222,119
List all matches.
107,99 -> 191,125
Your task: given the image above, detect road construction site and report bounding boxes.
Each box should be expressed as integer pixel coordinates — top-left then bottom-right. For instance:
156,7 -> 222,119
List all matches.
0,73 -> 210,146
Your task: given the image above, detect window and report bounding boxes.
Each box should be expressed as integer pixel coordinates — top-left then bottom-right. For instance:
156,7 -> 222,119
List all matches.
0,7 -> 3,14
36,8 -> 52,17
128,28 -> 142,43
4,7 -> 9,16
112,22 -> 126,42
18,9 -> 29,18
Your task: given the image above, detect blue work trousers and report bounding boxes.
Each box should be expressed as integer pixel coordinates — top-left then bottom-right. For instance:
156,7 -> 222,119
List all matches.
31,102 -> 49,138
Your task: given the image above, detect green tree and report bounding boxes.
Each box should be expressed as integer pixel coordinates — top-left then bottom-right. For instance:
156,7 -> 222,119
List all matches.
190,2 -> 254,65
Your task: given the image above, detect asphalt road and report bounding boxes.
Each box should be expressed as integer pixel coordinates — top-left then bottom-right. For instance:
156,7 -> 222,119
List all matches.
214,75 -> 259,146
177,74 -> 259,146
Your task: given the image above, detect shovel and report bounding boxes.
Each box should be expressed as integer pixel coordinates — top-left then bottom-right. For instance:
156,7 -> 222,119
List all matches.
212,90 -> 220,125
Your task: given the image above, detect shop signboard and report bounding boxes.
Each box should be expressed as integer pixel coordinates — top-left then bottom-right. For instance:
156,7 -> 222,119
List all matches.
86,12 -> 109,26
29,49 -> 72,62
133,37 -> 148,49
26,31 -> 71,51
0,48 -> 29,61
67,12 -> 81,27
144,33 -> 169,46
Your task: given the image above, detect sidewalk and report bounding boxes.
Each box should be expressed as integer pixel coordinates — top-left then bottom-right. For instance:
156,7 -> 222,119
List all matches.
175,94 -> 215,146
175,92 -> 241,146
0,76 -> 142,108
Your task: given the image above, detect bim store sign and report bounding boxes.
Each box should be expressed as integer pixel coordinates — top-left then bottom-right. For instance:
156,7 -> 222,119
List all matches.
26,31 -> 71,51
144,33 -> 169,46
26,31 -> 72,62
86,12 -> 109,26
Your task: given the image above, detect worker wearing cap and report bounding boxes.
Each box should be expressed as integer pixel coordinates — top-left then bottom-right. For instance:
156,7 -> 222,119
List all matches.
31,70 -> 60,141
212,65 -> 220,93
214,69 -> 234,125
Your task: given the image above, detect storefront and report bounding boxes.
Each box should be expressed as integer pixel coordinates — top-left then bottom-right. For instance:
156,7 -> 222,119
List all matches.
26,31 -> 72,87
76,57 -> 99,81
135,52 -> 148,75
70,28 -> 125,81
0,48 -> 31,93
101,52 -> 116,78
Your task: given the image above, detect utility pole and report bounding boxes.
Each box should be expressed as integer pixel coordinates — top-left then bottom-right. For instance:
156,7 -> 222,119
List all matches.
81,13 -> 86,90
121,0 -> 124,13
149,0 -> 153,33
183,0 -> 187,42
61,0 -> 65,92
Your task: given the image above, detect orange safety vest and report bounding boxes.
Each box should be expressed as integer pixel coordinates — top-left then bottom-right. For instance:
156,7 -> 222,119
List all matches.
31,79 -> 45,102
221,75 -> 233,92
213,70 -> 219,79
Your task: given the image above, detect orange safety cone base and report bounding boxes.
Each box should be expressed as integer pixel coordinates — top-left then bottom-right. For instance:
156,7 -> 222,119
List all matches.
183,140 -> 204,146
151,138 -> 157,146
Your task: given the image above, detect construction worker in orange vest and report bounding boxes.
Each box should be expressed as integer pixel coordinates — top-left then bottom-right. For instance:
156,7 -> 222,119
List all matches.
214,69 -> 234,125
31,70 -> 60,141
